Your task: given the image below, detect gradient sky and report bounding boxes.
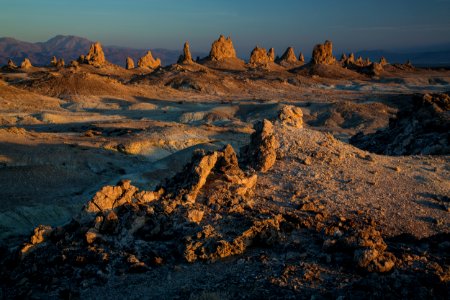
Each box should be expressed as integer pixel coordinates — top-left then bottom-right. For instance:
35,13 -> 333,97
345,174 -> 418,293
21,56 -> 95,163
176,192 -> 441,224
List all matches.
1,0 -> 450,56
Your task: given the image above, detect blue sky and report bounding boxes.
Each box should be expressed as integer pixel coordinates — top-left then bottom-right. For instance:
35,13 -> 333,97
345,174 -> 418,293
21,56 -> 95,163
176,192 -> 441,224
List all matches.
1,0 -> 450,55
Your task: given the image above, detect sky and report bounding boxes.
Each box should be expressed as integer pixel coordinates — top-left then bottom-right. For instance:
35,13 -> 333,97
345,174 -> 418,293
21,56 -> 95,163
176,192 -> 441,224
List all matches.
1,0 -> 450,56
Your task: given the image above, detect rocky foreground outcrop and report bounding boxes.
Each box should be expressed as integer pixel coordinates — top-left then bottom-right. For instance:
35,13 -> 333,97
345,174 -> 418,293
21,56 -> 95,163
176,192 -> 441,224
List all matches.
177,42 -> 193,64
351,92 -> 450,155
209,35 -> 237,61
78,42 -> 107,67
311,40 -> 336,65
137,51 -> 161,69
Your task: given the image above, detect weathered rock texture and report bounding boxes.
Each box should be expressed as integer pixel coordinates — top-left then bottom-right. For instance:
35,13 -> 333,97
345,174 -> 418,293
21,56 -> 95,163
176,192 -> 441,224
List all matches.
241,119 -> 279,173
178,42 -> 193,64
278,47 -> 297,64
249,47 -> 271,65
20,58 -> 32,69
137,51 -> 161,69
311,40 -> 335,65
79,42 -> 107,67
351,92 -> 450,155
126,57 -> 135,70
209,35 -> 237,61
276,105 -> 304,128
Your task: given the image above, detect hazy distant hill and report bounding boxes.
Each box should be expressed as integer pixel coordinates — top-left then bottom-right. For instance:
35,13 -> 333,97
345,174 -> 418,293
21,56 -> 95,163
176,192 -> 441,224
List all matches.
354,49 -> 450,67
0,35 -> 207,67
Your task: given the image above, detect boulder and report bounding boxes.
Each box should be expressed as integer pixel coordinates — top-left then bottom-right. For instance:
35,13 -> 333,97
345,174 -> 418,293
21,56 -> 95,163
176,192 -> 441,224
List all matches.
178,42 -> 193,64
249,46 -> 271,65
276,105 -> 304,128
126,57 -> 135,70
20,58 -> 32,69
209,35 -> 237,61
311,40 -> 335,65
137,51 -> 161,69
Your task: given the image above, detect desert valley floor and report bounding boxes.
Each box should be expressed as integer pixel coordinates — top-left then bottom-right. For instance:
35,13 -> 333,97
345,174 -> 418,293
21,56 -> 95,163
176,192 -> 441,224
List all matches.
0,49 -> 449,299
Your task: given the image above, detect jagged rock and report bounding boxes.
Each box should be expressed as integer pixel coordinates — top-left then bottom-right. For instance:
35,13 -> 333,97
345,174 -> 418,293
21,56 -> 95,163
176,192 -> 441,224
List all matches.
348,53 -> 355,64
209,35 -> 237,61
276,105 -> 304,128
137,51 -> 161,69
126,57 -> 135,69
79,42 -> 106,67
70,60 -> 79,68
364,58 -> 371,66
298,52 -> 305,63
380,57 -> 388,66
7,59 -> 17,69
268,48 -> 275,62
351,92 -> 450,155
178,42 -> 193,64
340,53 -> 348,63
50,56 -> 58,67
356,56 -> 364,66
323,220 -> 396,273
249,46 -> 271,65
311,40 -> 335,65
278,47 -> 297,64
241,119 -> 279,173
20,225 -> 53,256
20,58 -> 32,69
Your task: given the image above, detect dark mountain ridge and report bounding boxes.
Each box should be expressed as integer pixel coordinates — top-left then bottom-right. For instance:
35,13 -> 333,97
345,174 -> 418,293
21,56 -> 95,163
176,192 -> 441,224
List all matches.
0,35 -> 207,67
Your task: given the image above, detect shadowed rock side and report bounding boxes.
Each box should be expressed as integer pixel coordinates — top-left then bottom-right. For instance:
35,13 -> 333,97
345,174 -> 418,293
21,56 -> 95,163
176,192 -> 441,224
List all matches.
177,42 -> 193,64
137,51 -> 161,69
78,42 -> 106,67
277,47 -> 298,65
351,92 -> 450,155
268,47 -> 275,62
311,40 -> 336,65
209,35 -> 237,61
241,119 -> 280,173
126,57 -> 135,70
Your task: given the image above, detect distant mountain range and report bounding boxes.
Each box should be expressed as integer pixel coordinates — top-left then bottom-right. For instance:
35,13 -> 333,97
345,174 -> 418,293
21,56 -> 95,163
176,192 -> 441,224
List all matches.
1,35 -> 449,68
353,49 -> 450,67
0,35 -> 207,67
